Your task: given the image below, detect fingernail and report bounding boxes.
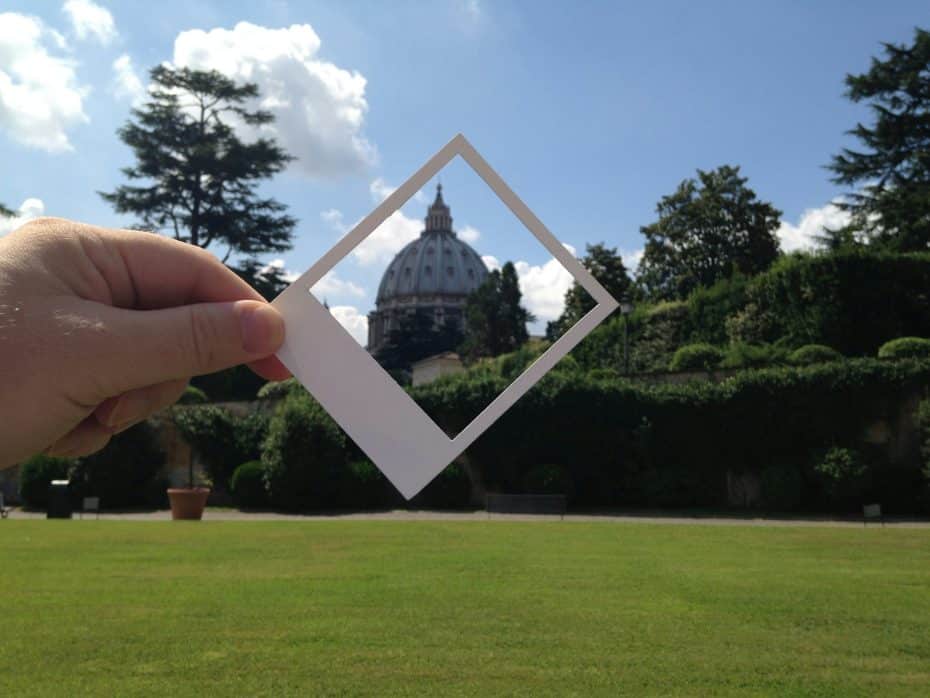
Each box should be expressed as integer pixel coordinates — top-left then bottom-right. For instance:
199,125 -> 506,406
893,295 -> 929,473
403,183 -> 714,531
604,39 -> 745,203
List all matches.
238,302 -> 285,355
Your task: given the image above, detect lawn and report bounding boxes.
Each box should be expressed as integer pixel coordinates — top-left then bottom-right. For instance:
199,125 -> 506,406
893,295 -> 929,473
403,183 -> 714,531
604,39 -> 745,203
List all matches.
1,521 -> 928,696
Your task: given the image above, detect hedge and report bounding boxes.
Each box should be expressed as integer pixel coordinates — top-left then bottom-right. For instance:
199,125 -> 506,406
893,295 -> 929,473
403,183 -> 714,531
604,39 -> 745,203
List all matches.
878,337 -> 930,360
230,460 -> 268,509
19,455 -> 73,509
789,344 -> 843,366
669,343 -> 723,371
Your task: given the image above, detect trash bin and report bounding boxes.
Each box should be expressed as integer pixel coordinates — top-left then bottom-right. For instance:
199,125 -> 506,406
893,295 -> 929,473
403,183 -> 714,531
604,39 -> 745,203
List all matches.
47,480 -> 72,519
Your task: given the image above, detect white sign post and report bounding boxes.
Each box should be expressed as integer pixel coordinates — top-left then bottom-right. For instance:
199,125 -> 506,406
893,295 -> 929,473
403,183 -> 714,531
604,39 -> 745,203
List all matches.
272,134 -> 618,499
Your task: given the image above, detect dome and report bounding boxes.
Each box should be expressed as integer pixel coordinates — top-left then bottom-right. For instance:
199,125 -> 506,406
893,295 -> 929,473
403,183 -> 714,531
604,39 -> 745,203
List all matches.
376,185 -> 489,303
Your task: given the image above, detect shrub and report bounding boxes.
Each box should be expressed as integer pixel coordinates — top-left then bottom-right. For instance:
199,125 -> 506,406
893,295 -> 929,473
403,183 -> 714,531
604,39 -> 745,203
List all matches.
262,392 -> 349,510
257,378 -> 305,400
344,460 -> 391,509
669,343 -> 724,371
230,461 -> 268,509
759,464 -> 803,511
19,455 -> 73,509
919,400 -> 930,509
172,406 -> 268,489
178,385 -> 208,404
71,420 -> 166,508
411,463 -> 473,509
521,464 -> 572,496
789,344 -> 843,366
814,447 -> 871,507
721,343 -> 788,369
878,337 -> 930,360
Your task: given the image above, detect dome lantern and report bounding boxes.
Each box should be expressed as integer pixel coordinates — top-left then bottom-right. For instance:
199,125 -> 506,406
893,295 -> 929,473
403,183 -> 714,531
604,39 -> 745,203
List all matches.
424,183 -> 453,234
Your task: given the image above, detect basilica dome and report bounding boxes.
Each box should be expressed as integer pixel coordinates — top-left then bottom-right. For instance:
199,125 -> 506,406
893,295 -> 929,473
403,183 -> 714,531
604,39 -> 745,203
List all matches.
367,184 -> 489,353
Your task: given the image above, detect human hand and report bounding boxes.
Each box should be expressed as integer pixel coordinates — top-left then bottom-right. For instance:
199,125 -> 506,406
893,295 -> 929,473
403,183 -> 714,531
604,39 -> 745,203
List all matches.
0,218 -> 290,466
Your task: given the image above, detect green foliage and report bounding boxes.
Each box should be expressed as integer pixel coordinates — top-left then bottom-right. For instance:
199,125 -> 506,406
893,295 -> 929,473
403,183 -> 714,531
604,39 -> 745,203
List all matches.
190,364 -> 267,401
919,400 -> 930,500
229,461 -> 268,509
0,202 -> 14,217
179,385 -> 208,405
461,261 -> 532,360
262,392 -> 349,510
721,343 -> 788,369
19,455 -> 73,509
669,343 -> 724,371
100,65 -> 295,256
759,465 -> 804,512
72,421 -> 166,508
789,344 -> 843,366
375,309 -> 464,375
814,447 -> 871,506
686,273 -> 749,345
257,377 -> 305,400
548,243 -> 632,339
878,337 -> 930,360
638,165 -> 781,300
172,406 -> 268,489
411,463 -> 473,509
736,250 -> 930,355
521,464 -> 572,496
829,28 -> 930,251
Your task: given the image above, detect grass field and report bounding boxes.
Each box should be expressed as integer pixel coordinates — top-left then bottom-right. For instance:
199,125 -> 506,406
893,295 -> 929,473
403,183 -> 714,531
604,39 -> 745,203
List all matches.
1,521 -> 928,696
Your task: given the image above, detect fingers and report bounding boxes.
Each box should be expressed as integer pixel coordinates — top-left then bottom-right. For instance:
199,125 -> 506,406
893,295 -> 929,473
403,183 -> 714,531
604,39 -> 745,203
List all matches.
94,299 -> 285,394
94,378 -> 188,432
46,416 -> 112,459
247,355 -> 292,382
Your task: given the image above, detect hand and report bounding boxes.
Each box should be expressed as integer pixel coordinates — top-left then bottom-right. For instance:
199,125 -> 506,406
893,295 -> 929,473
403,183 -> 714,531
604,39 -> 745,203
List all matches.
0,217 -> 290,466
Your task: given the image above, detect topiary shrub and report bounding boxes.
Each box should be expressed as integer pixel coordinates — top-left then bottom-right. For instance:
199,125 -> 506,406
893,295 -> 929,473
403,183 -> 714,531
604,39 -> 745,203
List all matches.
257,378 -> 305,401
262,392 -> 349,510
230,460 -> 268,509
878,337 -> 930,360
789,344 -> 843,366
721,343 -> 788,369
669,343 -> 724,372
19,455 -> 73,509
759,464 -> 803,512
71,420 -> 166,509
814,447 -> 871,508
178,385 -> 208,404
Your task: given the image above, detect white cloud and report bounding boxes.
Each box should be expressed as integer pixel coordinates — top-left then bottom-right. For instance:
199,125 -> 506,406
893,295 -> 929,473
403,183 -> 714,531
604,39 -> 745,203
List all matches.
310,270 -> 365,301
320,208 -> 345,231
259,257 -> 298,283
111,53 -> 145,105
481,254 -> 500,272
329,305 -> 368,345
62,0 -> 116,46
352,209 -> 422,266
514,243 -> 577,323
459,224 -> 480,243
370,177 -> 426,204
0,12 -> 88,151
620,247 -> 643,274
172,22 -> 375,178
776,202 -> 851,253
0,198 -> 46,237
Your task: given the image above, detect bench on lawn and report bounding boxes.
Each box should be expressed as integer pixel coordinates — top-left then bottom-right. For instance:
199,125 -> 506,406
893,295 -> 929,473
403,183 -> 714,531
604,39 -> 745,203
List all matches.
486,493 -> 566,518
863,503 -> 884,527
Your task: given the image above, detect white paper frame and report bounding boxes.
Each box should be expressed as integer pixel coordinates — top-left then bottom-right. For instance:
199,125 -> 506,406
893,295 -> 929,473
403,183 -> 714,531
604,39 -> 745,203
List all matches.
272,134 -> 619,499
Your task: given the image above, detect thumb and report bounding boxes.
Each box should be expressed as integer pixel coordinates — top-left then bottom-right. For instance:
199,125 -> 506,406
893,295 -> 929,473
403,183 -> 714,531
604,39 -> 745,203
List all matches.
100,299 -> 286,393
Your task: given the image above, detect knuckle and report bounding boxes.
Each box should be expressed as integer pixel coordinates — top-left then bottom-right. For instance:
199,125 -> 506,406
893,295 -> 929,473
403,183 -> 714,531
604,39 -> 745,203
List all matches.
186,307 -> 221,374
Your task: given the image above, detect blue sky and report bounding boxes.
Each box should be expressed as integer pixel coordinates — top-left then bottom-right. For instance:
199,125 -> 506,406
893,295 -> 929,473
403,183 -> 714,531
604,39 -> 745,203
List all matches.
1,1 -> 926,340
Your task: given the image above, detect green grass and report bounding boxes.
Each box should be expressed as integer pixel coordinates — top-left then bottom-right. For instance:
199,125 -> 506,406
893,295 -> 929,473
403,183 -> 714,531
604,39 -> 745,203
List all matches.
1,522 -> 928,696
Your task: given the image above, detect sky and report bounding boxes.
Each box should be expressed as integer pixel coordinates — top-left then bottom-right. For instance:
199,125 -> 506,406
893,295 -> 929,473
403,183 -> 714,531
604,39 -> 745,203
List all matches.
1,0 -> 926,342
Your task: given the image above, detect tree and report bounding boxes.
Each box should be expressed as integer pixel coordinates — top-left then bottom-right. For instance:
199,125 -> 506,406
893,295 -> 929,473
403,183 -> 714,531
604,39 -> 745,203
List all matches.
374,310 -> 464,378
461,261 -> 533,360
546,243 -> 632,339
637,165 -> 781,301
0,203 -> 13,217
100,65 -> 296,261
233,258 -> 292,300
829,28 -> 930,252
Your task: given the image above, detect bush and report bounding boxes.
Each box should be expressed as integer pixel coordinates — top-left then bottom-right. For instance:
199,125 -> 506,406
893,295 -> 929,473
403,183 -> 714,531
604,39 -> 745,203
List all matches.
230,461 -> 268,509
814,447 -> 871,507
669,343 -> 724,371
721,343 -> 788,369
759,464 -> 803,511
262,392 -> 349,510
411,463 -> 473,509
789,344 -> 843,366
521,464 -> 572,496
878,337 -> 930,360
344,460 -> 391,509
178,385 -> 208,404
71,420 -> 166,508
19,455 -> 73,509
257,378 -> 305,401
172,406 -> 268,489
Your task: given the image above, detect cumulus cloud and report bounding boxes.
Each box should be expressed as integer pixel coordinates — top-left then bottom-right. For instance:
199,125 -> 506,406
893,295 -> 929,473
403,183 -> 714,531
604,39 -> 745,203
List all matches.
111,53 -> 145,105
370,177 -> 426,204
459,224 -> 480,243
0,198 -> 46,237
328,305 -> 368,345
620,247 -> 643,274
172,22 -> 375,178
776,202 -> 851,252
480,244 -> 577,324
259,257 -> 298,283
310,270 -> 365,301
0,12 -> 88,151
320,208 -> 345,231
352,210 -> 422,266
62,0 -> 116,45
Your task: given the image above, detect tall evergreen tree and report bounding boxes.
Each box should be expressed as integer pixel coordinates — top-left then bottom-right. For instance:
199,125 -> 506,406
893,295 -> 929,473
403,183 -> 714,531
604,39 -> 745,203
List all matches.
100,65 -> 296,261
461,262 -> 533,360
547,243 -> 633,339
829,28 -> 930,251
374,310 -> 464,377
637,165 -> 781,301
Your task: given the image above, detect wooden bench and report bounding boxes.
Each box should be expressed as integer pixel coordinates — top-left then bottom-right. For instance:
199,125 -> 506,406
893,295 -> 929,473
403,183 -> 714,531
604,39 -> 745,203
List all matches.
486,494 -> 566,518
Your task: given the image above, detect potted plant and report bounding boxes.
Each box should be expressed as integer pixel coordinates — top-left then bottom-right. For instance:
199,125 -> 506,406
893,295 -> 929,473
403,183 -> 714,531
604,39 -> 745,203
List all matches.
167,449 -> 211,520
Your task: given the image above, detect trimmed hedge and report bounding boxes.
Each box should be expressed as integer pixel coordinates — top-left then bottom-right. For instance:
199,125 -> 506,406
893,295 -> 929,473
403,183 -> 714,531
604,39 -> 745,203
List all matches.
230,460 -> 268,509
669,343 -> 723,371
789,344 -> 843,366
19,455 -> 73,509
878,337 -> 930,360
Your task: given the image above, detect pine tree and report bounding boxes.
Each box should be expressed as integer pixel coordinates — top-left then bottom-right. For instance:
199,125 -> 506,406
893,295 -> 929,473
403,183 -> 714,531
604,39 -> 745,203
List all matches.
461,262 -> 533,360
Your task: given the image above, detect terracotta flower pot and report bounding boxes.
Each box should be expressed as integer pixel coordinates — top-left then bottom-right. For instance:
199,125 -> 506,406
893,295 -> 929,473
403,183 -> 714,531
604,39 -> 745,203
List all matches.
167,488 -> 211,520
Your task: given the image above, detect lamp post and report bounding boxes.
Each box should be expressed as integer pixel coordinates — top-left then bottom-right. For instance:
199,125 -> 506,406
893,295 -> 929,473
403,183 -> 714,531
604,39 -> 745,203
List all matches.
620,298 -> 633,375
